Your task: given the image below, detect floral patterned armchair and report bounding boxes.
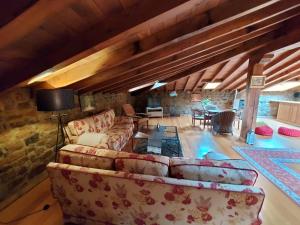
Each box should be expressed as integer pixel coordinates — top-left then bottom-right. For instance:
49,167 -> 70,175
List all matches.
48,161 -> 264,225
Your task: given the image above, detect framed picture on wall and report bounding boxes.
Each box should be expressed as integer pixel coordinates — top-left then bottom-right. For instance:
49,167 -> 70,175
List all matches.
250,76 -> 266,88
79,94 -> 96,112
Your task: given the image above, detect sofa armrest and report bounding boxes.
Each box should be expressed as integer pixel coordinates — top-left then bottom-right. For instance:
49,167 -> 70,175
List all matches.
66,135 -> 79,144
58,144 -> 118,170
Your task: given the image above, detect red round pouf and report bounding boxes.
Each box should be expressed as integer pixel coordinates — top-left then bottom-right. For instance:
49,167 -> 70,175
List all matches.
278,127 -> 300,137
255,125 -> 273,136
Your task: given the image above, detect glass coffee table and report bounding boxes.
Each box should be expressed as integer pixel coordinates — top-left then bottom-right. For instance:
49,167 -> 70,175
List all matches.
133,125 -> 183,157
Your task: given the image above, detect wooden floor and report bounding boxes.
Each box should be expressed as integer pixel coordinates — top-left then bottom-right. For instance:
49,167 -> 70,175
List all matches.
0,116 -> 299,225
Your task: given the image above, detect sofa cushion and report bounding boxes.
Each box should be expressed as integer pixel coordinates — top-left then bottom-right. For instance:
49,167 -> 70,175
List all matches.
77,133 -> 109,147
93,111 -> 108,133
68,117 -> 96,136
115,152 -> 169,177
58,144 -> 119,170
106,128 -> 133,151
170,158 -> 258,185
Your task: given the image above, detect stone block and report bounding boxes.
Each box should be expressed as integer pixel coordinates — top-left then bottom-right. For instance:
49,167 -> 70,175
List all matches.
25,133 -> 39,145
17,102 -> 31,110
28,164 -> 46,179
17,166 -> 28,176
0,147 -> 8,158
0,169 -> 16,183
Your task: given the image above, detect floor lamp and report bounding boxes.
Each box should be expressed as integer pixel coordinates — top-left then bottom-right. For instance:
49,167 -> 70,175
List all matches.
36,89 -> 75,161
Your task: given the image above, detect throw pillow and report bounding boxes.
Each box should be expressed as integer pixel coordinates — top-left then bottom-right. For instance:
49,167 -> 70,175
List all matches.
77,133 -> 109,147
115,152 -> 169,177
170,158 -> 258,185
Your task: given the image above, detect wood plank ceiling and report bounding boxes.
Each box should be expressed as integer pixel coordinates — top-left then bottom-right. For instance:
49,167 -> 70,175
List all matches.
0,0 -> 300,94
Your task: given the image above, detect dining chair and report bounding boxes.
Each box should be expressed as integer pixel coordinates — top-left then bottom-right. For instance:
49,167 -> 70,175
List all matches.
211,110 -> 236,135
191,109 -> 206,127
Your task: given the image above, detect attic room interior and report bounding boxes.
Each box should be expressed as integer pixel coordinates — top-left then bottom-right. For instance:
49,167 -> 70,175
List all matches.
1,0 -> 300,224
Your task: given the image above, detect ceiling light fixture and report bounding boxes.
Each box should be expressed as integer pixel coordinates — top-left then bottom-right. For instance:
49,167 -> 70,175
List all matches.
151,81 -> 167,90
128,82 -> 154,92
203,82 -> 222,90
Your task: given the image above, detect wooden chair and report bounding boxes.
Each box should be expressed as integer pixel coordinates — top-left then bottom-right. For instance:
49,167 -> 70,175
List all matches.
192,109 -> 206,127
122,104 -> 148,130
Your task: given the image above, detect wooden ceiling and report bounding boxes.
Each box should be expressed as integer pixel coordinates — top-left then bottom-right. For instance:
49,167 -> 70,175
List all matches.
0,0 -> 300,94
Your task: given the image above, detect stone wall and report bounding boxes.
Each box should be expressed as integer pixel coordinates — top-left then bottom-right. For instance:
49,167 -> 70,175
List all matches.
258,91 -> 296,117
0,88 -> 131,209
134,90 -> 235,115
238,91 -> 297,117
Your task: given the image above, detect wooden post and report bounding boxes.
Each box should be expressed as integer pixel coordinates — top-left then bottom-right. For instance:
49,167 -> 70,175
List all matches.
240,55 -> 265,140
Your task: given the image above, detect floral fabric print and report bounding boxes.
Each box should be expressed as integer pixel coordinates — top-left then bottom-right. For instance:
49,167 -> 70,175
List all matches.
69,117 -> 97,136
114,116 -> 134,125
59,145 -> 119,169
115,152 -> 170,177
106,127 -> 133,151
67,109 -> 134,151
170,158 -> 258,185
104,110 -> 115,129
47,162 -> 264,225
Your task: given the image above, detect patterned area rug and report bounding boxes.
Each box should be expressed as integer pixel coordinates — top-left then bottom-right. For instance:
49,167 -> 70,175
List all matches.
233,146 -> 300,206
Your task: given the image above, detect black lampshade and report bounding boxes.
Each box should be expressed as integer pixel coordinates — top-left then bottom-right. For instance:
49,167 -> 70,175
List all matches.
36,89 -> 75,111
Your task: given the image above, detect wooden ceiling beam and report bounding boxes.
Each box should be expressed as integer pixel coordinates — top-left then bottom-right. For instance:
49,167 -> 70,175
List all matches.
266,63 -> 300,86
211,61 -> 229,82
183,76 -> 190,91
217,56 -> 249,90
106,31 -> 277,93
265,51 -> 300,78
40,10 -> 213,89
192,71 -> 206,92
95,21 -> 281,91
225,51 -> 298,90
237,50 -> 300,90
0,0 -> 191,92
265,70 -> 300,88
163,18 -> 300,91
0,0 -> 77,49
263,48 -> 299,72
76,0 -> 300,93
87,22 -> 284,94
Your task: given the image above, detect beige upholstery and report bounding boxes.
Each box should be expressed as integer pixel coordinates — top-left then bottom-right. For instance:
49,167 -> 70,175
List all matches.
48,145 -> 265,225
65,109 -> 134,151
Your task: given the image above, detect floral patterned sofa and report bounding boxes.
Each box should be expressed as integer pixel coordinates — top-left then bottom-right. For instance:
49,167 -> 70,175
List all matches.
47,144 -> 264,225
65,109 -> 134,151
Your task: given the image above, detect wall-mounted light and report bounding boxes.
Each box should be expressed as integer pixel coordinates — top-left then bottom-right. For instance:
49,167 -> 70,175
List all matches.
151,81 -> 167,90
